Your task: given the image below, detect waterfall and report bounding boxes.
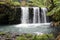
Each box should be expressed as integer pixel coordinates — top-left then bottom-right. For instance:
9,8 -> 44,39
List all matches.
41,8 -> 47,23
21,7 -> 48,24
33,7 -> 40,23
33,7 -> 38,23
21,7 -> 29,24
38,7 -> 40,23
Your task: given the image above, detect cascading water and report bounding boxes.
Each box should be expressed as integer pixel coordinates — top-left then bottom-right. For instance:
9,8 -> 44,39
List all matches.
33,7 -> 41,23
41,8 -> 47,23
21,7 -> 47,23
38,7 -> 40,23
33,7 -> 38,23
21,7 -> 29,24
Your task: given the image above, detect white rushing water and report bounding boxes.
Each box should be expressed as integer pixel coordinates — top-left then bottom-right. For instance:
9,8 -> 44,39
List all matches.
21,7 -> 48,23
38,7 -> 40,23
41,8 -> 47,23
15,23 -> 50,28
33,7 -> 40,23
33,7 -> 38,23
21,7 -> 29,24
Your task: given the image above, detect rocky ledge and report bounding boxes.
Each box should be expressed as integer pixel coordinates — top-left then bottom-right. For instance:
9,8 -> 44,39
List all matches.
51,21 -> 60,27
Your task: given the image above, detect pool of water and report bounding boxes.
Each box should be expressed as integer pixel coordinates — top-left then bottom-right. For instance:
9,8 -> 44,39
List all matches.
0,23 -> 59,35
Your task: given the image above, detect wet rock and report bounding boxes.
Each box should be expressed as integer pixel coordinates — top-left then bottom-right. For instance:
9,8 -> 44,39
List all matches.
56,35 -> 60,40
51,21 -> 60,27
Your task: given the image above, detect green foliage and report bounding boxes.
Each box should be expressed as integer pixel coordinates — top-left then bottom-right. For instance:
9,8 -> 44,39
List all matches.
0,0 -> 60,22
24,34 -> 33,38
47,0 -> 60,15
10,2 -> 20,6
28,0 -> 47,7
0,0 -> 20,6
29,0 -> 60,21
5,0 -> 12,3
33,34 -> 54,40
47,0 -> 60,21
16,34 -> 54,40
12,0 -> 19,2
16,36 -> 28,40
28,0 -> 60,21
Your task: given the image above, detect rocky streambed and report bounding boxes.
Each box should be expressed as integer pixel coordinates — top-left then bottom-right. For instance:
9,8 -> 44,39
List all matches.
0,32 -> 55,40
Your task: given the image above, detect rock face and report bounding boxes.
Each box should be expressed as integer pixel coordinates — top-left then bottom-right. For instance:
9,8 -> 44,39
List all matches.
0,4 -> 21,25
0,4 -> 9,25
51,21 -> 60,27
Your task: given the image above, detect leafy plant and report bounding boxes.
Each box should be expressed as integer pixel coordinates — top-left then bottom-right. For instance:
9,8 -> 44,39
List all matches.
33,34 -> 54,40
47,0 -> 60,21
28,0 -> 47,7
